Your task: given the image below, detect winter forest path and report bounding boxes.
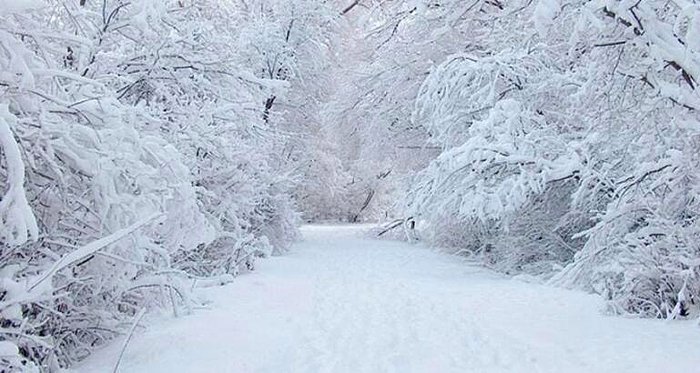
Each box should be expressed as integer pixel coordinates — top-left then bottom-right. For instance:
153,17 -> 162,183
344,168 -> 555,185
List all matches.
77,225 -> 700,373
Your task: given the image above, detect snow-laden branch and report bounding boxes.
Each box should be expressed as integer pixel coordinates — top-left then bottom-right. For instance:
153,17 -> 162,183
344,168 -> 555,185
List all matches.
0,104 -> 38,246
26,213 -> 163,294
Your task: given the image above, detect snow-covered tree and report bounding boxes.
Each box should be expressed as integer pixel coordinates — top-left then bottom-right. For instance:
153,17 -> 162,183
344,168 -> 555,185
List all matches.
398,0 -> 700,318
0,0 -> 312,369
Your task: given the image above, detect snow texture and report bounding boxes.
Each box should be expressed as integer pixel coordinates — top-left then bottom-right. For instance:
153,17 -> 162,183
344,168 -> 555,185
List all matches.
75,226 -> 700,373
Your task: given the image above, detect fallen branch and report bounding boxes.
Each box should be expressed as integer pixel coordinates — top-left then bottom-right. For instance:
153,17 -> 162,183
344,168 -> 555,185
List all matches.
377,219 -> 405,237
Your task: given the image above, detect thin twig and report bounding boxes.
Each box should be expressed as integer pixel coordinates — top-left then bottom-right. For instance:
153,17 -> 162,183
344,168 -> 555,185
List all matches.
112,308 -> 147,373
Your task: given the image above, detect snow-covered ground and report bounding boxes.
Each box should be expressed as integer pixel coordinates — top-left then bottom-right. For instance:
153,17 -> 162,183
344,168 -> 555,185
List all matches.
75,225 -> 700,373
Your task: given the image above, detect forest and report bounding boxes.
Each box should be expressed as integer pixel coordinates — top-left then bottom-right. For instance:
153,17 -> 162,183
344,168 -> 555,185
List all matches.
1,0 -> 699,371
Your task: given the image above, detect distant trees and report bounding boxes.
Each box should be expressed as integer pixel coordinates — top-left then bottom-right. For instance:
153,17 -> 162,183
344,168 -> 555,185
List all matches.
301,1 -> 444,222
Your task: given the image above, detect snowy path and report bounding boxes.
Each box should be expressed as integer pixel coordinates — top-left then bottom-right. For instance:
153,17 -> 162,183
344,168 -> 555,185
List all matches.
76,225 -> 700,373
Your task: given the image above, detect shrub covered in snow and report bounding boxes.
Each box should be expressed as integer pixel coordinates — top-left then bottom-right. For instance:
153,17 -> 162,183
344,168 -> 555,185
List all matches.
0,0 -> 340,370
387,0 -> 700,319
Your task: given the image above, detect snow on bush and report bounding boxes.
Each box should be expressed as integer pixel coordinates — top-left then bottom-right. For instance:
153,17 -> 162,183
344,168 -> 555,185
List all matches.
395,0 -> 700,318
0,0 -> 329,370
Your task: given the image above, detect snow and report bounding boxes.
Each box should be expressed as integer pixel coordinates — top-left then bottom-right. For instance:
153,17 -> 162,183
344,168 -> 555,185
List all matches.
0,341 -> 19,356
533,0 -> 561,35
74,225 -> 700,373
26,213 -> 162,293
0,104 -> 38,246
0,0 -> 42,12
